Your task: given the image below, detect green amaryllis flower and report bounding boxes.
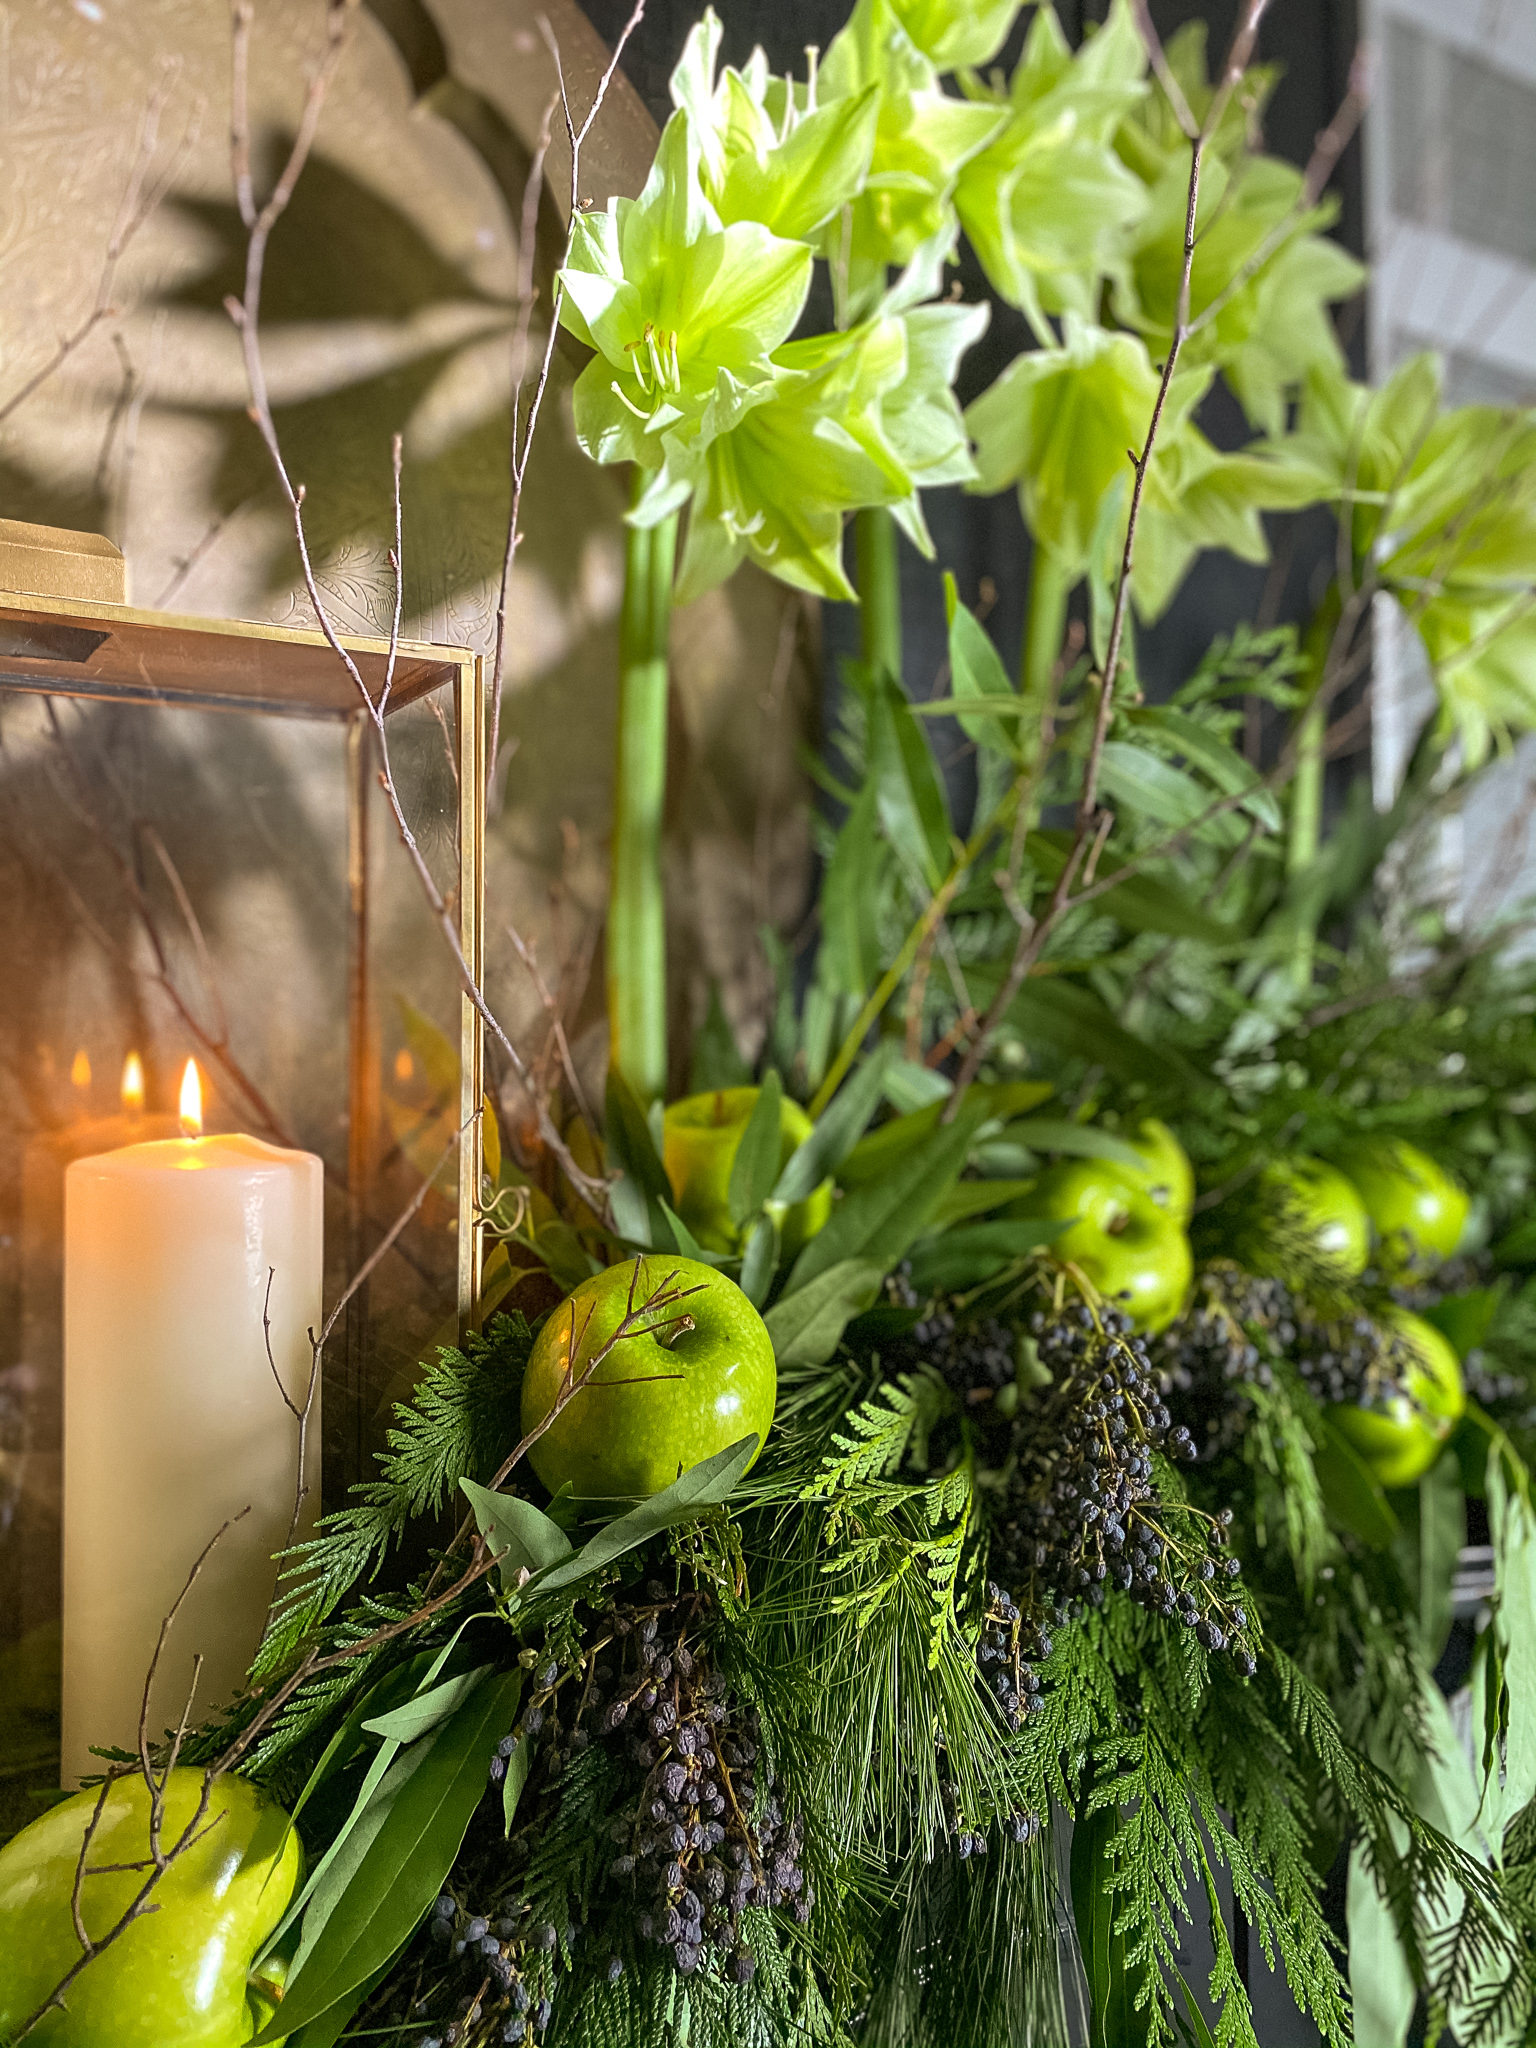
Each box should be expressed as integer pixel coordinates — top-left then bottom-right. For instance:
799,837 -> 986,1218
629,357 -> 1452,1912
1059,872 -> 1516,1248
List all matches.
966,318 -> 1200,578
967,317 -> 1331,623
677,300 -> 989,604
954,0 -> 1150,339
669,10 -> 880,242
558,111 -> 813,515
887,0 -> 1022,70
1293,354 -> 1536,763
817,0 -> 1007,322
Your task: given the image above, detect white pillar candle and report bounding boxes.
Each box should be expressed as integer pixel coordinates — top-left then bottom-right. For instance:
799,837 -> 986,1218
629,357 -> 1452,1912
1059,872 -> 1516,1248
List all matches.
61,1078 -> 322,1787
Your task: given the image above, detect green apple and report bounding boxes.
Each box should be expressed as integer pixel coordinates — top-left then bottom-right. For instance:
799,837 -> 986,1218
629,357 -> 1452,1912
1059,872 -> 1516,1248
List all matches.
663,1087 -> 832,1257
0,1766 -> 300,2047
1342,1140 -> 1469,1276
520,1255 -> 777,1499
1110,1118 -> 1195,1224
1254,1157 -> 1370,1279
1328,1306 -> 1466,1490
1033,1161 -> 1193,1334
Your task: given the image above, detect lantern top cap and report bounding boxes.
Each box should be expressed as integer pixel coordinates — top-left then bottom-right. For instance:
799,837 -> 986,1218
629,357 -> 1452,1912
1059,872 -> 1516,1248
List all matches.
0,520 -> 472,720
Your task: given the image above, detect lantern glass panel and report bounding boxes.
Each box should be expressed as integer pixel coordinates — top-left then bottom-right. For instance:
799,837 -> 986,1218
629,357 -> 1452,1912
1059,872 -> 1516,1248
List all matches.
0,548 -> 483,1828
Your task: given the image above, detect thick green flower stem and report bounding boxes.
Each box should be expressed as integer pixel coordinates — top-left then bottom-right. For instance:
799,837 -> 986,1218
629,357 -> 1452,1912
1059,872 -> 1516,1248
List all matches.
608,489 -> 678,1108
1021,543 -> 1073,707
1286,586 -> 1343,990
855,506 -> 902,684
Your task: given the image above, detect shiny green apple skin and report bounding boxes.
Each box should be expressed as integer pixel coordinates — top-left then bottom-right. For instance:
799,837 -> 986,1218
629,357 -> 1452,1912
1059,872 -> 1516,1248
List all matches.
1343,1141 -> 1469,1276
1034,1161 -> 1193,1334
1111,1119 -> 1195,1224
1257,1157 -> 1370,1279
0,1767 -> 300,2047
1328,1307 -> 1466,1490
663,1088 -> 832,1258
520,1255 -> 776,1499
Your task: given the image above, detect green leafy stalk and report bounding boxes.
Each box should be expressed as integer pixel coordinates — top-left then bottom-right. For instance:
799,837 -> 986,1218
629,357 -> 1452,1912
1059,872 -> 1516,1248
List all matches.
856,505 -> 903,683
1022,543 -> 1072,701
609,482 -> 679,1107
1286,585 -> 1342,989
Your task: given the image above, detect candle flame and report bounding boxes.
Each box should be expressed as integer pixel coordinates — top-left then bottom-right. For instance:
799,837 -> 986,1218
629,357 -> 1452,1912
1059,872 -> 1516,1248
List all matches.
121,1051 -> 146,1116
393,1048 -> 415,1083
71,1048 -> 92,1091
178,1058 -> 203,1138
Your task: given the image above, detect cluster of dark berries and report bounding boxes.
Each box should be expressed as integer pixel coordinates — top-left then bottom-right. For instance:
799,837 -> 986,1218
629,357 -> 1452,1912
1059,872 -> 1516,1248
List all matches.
1463,1352 -> 1529,1408
985,1302 -> 1255,1674
419,1890 -> 561,2045
937,1770 -> 1040,1858
886,1268 -> 1017,1406
977,1582 -> 1051,1733
1148,1263 -> 1282,1455
601,1584 -> 807,1983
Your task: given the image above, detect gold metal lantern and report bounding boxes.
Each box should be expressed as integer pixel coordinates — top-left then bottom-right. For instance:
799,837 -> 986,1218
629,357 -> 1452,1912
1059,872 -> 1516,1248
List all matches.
0,517 -> 486,1809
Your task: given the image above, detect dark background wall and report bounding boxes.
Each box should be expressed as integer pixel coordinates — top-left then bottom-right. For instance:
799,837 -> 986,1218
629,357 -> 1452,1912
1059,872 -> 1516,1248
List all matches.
576,0 -> 1366,803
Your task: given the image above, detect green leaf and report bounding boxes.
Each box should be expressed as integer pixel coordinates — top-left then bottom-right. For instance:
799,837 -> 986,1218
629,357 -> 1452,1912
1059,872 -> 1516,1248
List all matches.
738,1211 -> 780,1308
728,1071 -> 783,1229
287,1962 -> 394,2048
1071,1795 -> 1153,2048
605,1067 -> 672,1247
870,672 -> 952,886
689,982 -> 751,1091
1128,704 -> 1283,830
533,1436 -> 759,1594
818,782 -> 886,998
1096,740 -> 1245,847
251,1667 -> 525,2044
1027,830 -> 1237,943
459,1480 -> 574,1588
1003,1118 -> 1148,1170
657,1200 -> 729,1269
773,1043 -> 895,1205
928,1175 -> 1039,1225
1390,1450 -> 1466,1671
1002,975 -> 1189,1086
502,1731 -> 531,1839
945,571 -> 1022,761
361,1667 -> 498,1747
764,1258 -> 886,1370
840,1079 -> 1052,1183
907,1217 -> 1063,1292
786,1103 -> 987,1295
1313,1415 -> 1400,1548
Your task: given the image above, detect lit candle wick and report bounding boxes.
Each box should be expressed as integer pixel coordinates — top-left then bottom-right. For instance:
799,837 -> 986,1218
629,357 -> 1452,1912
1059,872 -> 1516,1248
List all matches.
121,1051 -> 146,1119
179,1058 -> 204,1139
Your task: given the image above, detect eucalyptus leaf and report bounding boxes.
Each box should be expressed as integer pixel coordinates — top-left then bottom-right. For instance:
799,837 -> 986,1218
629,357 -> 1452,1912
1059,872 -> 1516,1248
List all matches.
738,1211 -> 780,1308
1313,1416 -> 1400,1548
362,1666 -> 496,1747
533,1435 -> 760,1596
774,1043 -> 896,1204
658,1200 -> 729,1268
250,1667 -> 525,2045
502,1731 -> 531,1839
728,1071 -> 783,1229
764,1258 -> 886,1370
907,1218 -> 1063,1293
787,1104 -> 987,1295
839,1080 -> 1052,1184
459,1479 -> 574,1589
1389,1450 -> 1464,1672
1003,1118 -> 1148,1170
605,1067 -> 672,1248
